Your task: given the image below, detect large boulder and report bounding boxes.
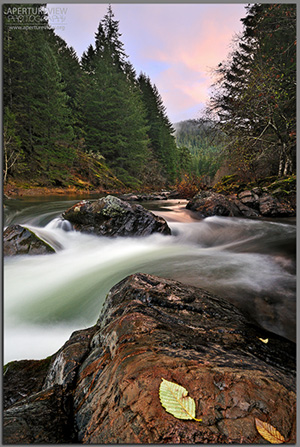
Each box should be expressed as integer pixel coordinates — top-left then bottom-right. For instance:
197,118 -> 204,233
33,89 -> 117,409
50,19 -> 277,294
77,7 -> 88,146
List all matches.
62,195 -> 171,236
3,224 -> 55,256
3,274 -> 295,444
72,274 -> 296,444
186,191 -> 241,217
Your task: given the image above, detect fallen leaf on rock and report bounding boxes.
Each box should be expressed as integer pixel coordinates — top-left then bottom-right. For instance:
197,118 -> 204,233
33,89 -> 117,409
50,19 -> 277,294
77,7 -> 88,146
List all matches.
258,337 -> 269,343
159,378 -> 202,421
255,418 -> 285,444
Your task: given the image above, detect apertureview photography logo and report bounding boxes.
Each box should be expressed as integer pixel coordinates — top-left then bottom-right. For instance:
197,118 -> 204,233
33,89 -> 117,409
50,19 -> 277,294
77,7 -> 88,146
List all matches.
3,5 -> 67,31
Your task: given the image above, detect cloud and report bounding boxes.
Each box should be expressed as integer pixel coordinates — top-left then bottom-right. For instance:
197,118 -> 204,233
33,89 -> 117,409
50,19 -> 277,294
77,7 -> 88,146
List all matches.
51,3 -> 247,122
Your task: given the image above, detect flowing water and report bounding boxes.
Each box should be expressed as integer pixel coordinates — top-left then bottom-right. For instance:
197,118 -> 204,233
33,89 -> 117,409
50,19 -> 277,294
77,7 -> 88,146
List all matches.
3,196 -> 296,364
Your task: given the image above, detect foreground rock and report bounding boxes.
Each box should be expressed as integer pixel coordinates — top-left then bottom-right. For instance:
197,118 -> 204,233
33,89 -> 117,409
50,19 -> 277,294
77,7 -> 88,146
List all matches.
62,195 -> 171,236
3,224 -> 55,256
3,274 -> 295,444
3,358 -> 52,409
3,385 -> 74,443
187,188 -> 295,218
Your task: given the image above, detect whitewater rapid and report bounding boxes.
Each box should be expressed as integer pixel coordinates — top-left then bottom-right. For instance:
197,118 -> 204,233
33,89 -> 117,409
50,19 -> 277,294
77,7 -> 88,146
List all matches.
4,198 -> 296,363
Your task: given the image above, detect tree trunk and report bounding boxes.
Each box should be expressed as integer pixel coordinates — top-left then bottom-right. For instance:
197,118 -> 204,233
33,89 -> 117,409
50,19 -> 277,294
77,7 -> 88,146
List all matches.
278,150 -> 284,177
283,151 -> 293,176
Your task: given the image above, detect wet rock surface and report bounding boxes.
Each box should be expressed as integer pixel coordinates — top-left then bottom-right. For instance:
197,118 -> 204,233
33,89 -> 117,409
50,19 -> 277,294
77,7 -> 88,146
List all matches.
3,385 -> 75,444
186,191 -> 241,217
3,358 -> 52,410
187,188 -> 295,218
62,195 -> 171,236
3,327 -> 97,444
119,190 -> 178,201
3,224 -> 55,256
3,274 -> 296,444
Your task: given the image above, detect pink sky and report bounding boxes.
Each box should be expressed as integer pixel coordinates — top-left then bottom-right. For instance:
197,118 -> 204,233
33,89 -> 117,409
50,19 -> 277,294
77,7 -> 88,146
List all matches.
49,3 -> 247,123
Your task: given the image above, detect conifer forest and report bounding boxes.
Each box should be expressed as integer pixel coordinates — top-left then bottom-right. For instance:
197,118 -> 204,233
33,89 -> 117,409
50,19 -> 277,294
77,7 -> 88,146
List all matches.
3,3 -> 296,191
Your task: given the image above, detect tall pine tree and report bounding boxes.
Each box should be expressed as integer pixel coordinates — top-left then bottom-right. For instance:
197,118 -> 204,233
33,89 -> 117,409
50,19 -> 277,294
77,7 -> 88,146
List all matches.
81,6 -> 150,187
138,73 -> 178,183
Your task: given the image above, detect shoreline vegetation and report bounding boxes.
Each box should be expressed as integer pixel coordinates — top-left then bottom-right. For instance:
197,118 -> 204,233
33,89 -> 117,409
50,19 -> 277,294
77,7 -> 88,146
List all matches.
4,173 -> 296,202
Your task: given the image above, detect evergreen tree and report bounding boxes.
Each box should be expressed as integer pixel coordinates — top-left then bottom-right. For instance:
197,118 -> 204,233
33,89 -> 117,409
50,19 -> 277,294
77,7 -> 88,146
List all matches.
209,3 -> 296,179
174,119 -> 226,179
81,6 -> 150,187
3,4 -> 75,184
81,44 -> 96,74
50,34 -> 84,139
138,73 -> 177,183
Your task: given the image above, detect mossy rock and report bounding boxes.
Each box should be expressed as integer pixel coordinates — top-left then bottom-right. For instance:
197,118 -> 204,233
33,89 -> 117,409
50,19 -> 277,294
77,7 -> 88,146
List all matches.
213,174 -> 296,196
268,175 -> 296,192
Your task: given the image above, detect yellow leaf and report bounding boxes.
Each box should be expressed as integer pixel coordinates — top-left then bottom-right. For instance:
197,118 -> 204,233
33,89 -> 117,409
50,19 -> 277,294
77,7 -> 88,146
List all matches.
258,337 -> 269,344
255,418 -> 285,444
159,378 -> 202,421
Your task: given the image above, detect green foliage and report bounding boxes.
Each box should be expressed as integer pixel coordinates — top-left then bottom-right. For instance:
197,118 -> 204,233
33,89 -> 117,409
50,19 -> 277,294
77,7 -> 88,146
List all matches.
3,107 -> 23,182
174,119 -> 226,179
70,148 -> 125,190
3,4 -> 76,184
3,4 -> 179,190
213,175 -> 247,194
208,4 -> 296,181
213,174 -> 296,197
268,175 -> 296,192
138,73 -> 178,183
80,8 -> 151,187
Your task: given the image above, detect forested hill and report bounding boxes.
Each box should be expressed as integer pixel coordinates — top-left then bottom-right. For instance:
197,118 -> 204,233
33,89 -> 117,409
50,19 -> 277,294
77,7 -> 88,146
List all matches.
3,4 -> 188,191
174,119 -> 225,180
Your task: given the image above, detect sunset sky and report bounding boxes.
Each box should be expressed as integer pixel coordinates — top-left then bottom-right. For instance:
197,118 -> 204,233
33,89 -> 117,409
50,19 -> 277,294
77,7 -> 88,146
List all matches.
48,3 -> 247,123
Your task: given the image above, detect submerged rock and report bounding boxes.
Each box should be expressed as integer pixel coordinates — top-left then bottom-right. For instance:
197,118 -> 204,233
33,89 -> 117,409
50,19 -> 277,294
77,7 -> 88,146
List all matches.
62,195 -> 171,236
3,274 -> 296,444
3,224 -> 55,256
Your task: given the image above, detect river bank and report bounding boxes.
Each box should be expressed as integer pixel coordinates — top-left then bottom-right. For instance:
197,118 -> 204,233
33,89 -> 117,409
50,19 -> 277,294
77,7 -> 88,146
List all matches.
3,182 -> 122,198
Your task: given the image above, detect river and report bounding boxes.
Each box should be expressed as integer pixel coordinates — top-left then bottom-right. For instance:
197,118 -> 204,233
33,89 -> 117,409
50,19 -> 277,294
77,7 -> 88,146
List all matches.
3,195 -> 296,364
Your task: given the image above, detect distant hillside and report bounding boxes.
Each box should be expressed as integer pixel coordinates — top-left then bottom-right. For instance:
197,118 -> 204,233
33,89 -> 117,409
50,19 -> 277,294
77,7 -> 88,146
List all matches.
174,119 -> 226,179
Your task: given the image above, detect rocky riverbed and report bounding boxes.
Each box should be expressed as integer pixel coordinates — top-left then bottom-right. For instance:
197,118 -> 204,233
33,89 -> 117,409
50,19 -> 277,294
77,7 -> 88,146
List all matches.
3,273 -> 296,444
